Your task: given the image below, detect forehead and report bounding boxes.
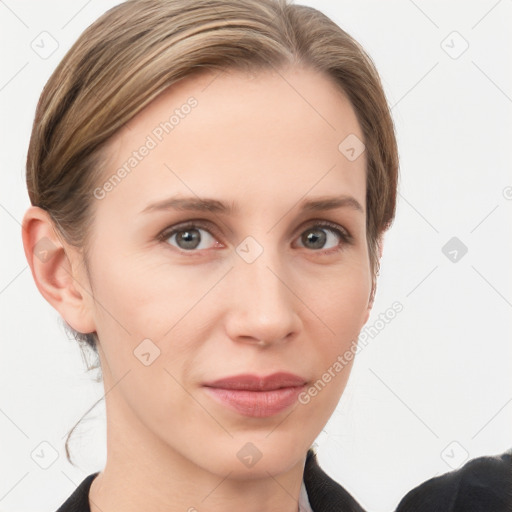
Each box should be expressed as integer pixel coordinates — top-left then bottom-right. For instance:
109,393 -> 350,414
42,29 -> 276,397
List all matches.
96,65 -> 367,218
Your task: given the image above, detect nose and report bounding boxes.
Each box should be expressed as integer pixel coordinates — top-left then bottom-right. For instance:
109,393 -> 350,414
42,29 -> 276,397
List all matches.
224,247 -> 301,348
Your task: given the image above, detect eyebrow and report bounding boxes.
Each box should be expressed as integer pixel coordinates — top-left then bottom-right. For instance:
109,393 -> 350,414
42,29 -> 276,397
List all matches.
140,194 -> 364,215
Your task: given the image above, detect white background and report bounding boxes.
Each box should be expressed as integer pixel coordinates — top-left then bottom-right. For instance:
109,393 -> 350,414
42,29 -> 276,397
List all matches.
1,1 -> 511,511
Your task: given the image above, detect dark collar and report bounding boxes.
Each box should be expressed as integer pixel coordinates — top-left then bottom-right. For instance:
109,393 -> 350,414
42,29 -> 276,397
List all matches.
56,472 -> 97,512
303,448 -> 365,512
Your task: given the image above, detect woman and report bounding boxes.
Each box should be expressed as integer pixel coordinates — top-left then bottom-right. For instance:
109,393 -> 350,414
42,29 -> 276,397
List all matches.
21,0 -> 511,510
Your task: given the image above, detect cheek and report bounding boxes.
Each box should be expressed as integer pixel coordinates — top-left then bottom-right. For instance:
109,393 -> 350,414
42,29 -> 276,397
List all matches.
302,260 -> 370,403
296,274 -> 369,425
310,261 -> 371,333
90,248 -> 212,340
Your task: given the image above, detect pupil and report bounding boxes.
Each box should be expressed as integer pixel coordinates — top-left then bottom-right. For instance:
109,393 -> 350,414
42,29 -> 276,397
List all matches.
177,229 -> 200,249
304,228 -> 326,249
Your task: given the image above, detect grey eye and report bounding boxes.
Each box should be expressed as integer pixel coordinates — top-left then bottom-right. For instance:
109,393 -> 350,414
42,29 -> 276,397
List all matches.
166,227 -> 216,251
298,227 -> 342,250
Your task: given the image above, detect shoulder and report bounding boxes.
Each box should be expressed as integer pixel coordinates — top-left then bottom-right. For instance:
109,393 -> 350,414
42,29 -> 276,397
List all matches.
394,449 -> 512,512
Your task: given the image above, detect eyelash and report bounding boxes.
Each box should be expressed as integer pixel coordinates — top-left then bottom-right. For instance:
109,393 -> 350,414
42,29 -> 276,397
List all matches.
157,219 -> 353,255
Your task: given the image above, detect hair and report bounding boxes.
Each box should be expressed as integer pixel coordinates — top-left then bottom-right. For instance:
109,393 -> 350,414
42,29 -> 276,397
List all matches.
25,0 -> 399,466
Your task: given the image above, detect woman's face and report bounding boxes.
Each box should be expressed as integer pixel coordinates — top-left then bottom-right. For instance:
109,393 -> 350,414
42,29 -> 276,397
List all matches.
76,65 -> 372,477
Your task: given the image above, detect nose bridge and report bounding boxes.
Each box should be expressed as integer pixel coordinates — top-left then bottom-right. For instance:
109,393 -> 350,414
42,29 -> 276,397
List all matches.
236,236 -> 288,308
227,234 -> 298,343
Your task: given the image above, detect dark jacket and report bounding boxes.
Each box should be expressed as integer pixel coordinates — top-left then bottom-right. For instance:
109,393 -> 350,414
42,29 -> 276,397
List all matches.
56,448 -> 512,512
393,449 -> 512,512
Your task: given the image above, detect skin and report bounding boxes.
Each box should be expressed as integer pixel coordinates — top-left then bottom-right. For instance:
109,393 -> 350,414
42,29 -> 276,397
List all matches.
22,65 -> 378,512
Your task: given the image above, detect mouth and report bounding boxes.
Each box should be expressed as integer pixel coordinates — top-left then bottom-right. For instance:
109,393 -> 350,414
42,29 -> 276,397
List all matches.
202,372 -> 308,418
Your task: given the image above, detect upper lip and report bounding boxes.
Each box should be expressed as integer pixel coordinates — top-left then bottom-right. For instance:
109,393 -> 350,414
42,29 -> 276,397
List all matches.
203,372 -> 307,391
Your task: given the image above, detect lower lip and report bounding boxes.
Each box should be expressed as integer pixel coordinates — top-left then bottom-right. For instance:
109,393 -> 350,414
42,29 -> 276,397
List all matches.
203,386 -> 306,418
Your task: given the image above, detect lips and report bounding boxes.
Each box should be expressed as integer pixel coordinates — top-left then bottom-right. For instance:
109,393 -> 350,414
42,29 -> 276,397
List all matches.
203,372 -> 307,391
202,372 -> 307,418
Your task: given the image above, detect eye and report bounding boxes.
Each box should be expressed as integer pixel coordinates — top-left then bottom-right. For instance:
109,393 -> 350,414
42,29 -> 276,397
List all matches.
295,221 -> 352,253
159,221 -> 222,251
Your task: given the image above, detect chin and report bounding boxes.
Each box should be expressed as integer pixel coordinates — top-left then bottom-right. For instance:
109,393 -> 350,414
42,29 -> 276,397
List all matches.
197,434 -> 313,479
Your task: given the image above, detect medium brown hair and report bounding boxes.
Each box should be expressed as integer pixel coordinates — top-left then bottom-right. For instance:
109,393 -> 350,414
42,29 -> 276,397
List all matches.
25,0 -> 399,465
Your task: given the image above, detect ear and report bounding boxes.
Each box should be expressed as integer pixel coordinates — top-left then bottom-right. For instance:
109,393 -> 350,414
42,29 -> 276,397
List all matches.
363,235 -> 384,323
21,206 -> 96,335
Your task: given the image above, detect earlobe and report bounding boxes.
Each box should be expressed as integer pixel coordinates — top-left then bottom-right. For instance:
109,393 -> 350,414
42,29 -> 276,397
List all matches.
21,206 -> 96,335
